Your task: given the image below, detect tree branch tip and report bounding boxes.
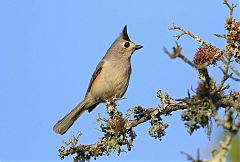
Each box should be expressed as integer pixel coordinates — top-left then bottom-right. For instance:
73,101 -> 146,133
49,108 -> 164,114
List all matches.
213,33 -> 226,39
168,24 -> 177,30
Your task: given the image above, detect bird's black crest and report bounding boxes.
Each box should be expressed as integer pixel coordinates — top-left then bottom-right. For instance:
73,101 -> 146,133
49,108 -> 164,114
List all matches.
121,25 -> 131,41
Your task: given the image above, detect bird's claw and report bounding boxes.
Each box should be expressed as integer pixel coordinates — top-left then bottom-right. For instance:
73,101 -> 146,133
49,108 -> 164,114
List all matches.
111,97 -> 126,102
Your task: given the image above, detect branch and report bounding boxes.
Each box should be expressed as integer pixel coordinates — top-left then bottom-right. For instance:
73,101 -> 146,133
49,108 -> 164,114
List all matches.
168,24 -> 209,45
223,0 -> 237,19
220,56 -> 240,77
213,34 -> 226,39
59,91 -> 188,161
209,132 -> 235,162
181,91 -> 240,162
219,67 -> 240,82
163,43 -> 210,70
59,88 -> 240,161
163,43 -> 216,96
215,56 -> 232,94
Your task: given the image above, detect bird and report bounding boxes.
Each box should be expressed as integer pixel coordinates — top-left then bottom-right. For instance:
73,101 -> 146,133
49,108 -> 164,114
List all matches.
53,25 -> 143,135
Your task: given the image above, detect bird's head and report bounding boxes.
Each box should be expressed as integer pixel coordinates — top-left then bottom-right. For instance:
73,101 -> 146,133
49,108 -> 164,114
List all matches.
106,25 -> 143,59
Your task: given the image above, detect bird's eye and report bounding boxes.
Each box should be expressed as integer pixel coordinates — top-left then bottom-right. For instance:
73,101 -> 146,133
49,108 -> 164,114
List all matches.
124,42 -> 130,48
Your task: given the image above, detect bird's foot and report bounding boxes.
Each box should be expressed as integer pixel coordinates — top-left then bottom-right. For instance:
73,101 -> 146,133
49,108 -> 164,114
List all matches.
105,97 -> 126,104
111,97 -> 126,102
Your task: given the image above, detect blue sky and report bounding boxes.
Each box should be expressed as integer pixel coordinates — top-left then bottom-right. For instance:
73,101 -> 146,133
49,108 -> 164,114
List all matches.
0,0 -> 239,161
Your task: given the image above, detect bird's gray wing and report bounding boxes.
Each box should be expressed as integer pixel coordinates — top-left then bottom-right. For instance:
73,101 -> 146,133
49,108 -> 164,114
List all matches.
85,60 -> 105,96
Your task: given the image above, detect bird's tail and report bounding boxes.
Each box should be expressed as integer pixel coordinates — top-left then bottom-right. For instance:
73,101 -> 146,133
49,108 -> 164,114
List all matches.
53,99 -> 87,135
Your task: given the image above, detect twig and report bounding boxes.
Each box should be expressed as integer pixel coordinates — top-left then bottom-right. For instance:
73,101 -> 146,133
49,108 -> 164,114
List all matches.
220,56 -> 240,77
163,43 -> 209,70
213,34 -> 226,39
219,67 -> 240,81
168,24 -> 209,45
181,149 -> 208,162
223,0 -> 237,19
216,56 -> 231,92
208,132 -> 235,162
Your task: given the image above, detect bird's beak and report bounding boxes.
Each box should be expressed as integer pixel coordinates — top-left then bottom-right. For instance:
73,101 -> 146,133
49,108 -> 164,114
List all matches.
135,45 -> 143,50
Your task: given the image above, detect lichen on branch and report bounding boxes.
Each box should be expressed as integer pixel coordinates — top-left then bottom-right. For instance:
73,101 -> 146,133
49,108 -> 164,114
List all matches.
58,91 -> 189,161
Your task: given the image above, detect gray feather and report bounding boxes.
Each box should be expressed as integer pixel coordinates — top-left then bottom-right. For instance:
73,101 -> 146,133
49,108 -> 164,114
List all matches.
53,100 -> 86,135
